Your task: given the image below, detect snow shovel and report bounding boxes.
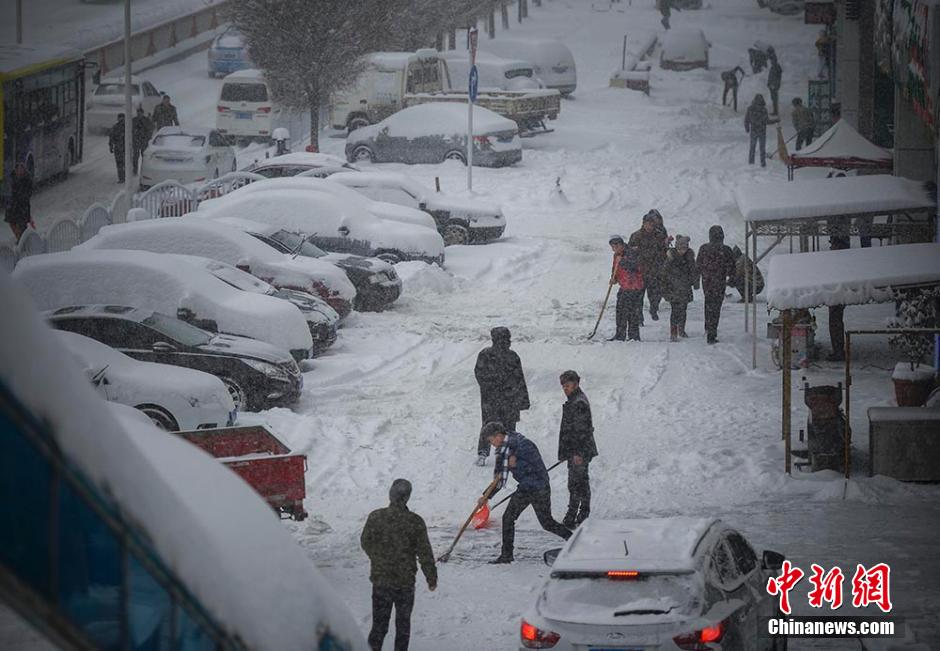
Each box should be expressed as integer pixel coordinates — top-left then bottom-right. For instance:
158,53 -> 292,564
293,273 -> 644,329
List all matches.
587,282 -> 615,340
438,478 -> 499,563
471,460 -> 566,529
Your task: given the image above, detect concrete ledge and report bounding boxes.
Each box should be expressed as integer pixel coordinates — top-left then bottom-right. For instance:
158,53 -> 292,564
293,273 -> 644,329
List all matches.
868,406 -> 940,481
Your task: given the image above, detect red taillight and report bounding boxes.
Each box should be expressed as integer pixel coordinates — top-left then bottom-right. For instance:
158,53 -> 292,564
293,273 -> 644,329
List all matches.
217,105 -> 230,112
520,620 -> 560,649
257,106 -> 272,113
607,570 -> 639,580
673,619 -> 727,650
473,135 -> 491,145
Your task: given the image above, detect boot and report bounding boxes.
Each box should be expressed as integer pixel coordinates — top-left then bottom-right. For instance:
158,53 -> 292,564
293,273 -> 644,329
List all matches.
575,509 -> 590,526
608,332 -> 626,341
670,325 -> 678,342
562,510 -> 578,529
489,554 -> 513,564
679,326 -> 688,338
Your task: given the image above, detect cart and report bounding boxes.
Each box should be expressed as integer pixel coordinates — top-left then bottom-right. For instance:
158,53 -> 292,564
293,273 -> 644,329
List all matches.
177,425 -> 308,520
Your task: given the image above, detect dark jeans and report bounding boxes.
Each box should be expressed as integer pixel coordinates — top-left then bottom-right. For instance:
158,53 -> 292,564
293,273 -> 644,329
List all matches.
749,131 -> 767,166
133,147 -> 145,174
502,487 -> 571,558
829,305 -> 845,358
769,87 -> 780,115
723,83 -> 738,112
478,415 -> 517,456
643,276 -> 663,317
703,289 -> 725,340
565,459 -> 591,522
369,585 -> 415,651
670,301 -> 688,330
615,289 -> 643,340
795,128 -> 815,151
113,152 -> 125,182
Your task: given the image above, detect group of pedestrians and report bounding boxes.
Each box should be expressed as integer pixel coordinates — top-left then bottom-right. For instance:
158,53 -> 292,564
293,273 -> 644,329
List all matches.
108,94 -> 179,183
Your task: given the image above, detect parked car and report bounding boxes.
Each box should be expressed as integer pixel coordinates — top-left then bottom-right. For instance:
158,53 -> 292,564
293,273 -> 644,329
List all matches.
140,126 -> 237,189
328,171 -> 506,245
521,517 -> 786,651
346,103 -> 522,167
15,249 -> 314,362
198,185 -> 445,265
208,26 -> 252,77
215,69 -> 280,140
47,305 -> 303,412
480,37 -> 577,96
86,74 -> 163,132
78,219 -> 356,318
210,216 -> 403,311
660,29 -> 711,71
247,152 -> 360,179
442,50 -> 543,91
57,330 -> 236,431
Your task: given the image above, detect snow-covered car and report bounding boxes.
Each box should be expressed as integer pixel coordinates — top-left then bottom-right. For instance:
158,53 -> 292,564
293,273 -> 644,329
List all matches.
345,103 -> 522,168
521,517 -> 786,651
198,185 -> 445,265
442,50 -> 543,91
169,254 -> 339,356
78,218 -> 357,318
660,29 -> 711,71
210,216 -> 403,311
48,305 -> 303,412
14,249 -> 314,362
56,330 -> 237,431
480,37 -> 577,96
328,170 -> 506,245
86,74 -> 163,132
247,151 -> 360,179
139,126 -> 237,189
208,26 -> 252,77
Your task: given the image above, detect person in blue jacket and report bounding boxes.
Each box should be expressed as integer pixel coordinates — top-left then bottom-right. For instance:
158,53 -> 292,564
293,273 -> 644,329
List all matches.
477,422 -> 572,564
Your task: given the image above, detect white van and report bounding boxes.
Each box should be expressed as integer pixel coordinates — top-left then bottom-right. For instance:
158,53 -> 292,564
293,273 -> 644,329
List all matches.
216,69 -> 276,139
441,50 -> 542,91
480,38 -> 577,96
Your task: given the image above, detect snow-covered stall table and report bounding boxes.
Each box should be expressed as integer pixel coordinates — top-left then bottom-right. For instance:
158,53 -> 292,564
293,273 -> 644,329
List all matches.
766,243 -> 940,479
786,119 -> 893,179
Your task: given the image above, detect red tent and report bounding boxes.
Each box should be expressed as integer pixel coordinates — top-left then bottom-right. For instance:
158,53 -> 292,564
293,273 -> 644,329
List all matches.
788,119 -> 893,177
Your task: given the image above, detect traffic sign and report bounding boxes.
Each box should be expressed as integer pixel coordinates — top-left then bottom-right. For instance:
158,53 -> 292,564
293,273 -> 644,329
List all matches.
469,64 -> 479,103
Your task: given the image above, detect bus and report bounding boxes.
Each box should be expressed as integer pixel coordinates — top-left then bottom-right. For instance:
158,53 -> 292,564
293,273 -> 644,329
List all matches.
0,45 -> 85,204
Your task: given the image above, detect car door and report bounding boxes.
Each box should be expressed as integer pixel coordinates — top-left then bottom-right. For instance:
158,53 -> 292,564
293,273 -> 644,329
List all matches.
726,531 -> 775,650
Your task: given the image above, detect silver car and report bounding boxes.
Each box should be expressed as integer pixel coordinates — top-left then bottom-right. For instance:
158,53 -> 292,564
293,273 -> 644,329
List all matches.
520,517 -> 787,651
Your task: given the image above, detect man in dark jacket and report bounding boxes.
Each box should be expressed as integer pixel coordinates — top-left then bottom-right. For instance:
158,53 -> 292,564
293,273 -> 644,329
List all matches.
628,210 -> 668,321
826,226 -> 851,361
5,162 -> 33,242
791,98 -> 815,150
721,66 -> 744,112
132,107 -> 154,176
361,479 -> 437,651
696,225 -> 735,344
151,94 -> 180,130
108,114 -> 127,183
558,370 -> 597,528
609,236 -> 645,341
664,234 -> 699,341
766,49 -> 782,115
474,327 -> 530,465
478,422 -> 571,563
744,94 -> 778,167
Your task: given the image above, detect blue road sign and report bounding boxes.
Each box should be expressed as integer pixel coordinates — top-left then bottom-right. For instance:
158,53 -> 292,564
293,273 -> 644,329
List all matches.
469,65 -> 479,103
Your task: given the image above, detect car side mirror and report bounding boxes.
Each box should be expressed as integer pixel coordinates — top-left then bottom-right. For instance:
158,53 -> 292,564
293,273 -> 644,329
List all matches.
543,548 -> 562,567
152,341 -> 176,353
762,550 -> 785,571
337,225 -> 350,237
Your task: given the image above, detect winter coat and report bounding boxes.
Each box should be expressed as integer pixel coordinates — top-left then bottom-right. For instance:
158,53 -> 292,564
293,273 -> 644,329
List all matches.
744,96 -> 771,135
664,247 -> 699,304
658,0 -> 671,17
6,173 -> 32,226
792,105 -> 815,132
558,388 -> 597,462
108,119 -> 126,154
731,247 -> 765,300
628,226 -> 668,280
501,432 -> 551,493
360,501 -> 437,589
133,114 -> 154,151
151,102 -> 179,130
613,250 -> 644,290
696,225 -> 735,294
475,329 -> 530,425
767,59 -> 782,91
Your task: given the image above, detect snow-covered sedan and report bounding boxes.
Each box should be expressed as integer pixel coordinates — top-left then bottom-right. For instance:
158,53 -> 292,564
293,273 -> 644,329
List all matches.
86,74 -> 163,132
78,218 -> 357,318
345,103 -> 522,167
140,126 -> 237,189
522,517 -> 786,651
247,151 -> 360,179
328,170 -> 506,245
14,249 -> 314,362
660,29 -> 711,71
57,330 -> 236,431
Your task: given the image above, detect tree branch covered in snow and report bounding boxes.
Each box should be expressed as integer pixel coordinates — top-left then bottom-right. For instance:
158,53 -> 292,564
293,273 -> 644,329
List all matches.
889,287 -> 939,371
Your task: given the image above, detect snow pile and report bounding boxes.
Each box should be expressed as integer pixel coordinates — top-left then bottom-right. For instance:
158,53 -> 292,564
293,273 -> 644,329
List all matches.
0,274 -> 367,651
348,103 -> 518,142
661,29 -> 710,64
766,243 -> 940,309
395,260 -> 459,295
791,119 -> 893,162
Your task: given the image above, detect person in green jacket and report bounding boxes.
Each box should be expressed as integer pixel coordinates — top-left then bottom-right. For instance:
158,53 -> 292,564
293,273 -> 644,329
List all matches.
361,479 -> 437,651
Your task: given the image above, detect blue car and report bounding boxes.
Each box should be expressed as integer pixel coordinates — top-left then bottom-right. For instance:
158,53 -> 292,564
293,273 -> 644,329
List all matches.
208,27 -> 251,78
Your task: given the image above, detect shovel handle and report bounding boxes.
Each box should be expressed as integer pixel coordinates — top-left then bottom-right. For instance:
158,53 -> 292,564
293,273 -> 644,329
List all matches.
438,478 -> 499,563
587,282 -> 615,340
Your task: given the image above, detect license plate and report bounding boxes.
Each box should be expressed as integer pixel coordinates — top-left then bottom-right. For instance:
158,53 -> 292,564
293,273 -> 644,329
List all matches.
235,111 -> 252,119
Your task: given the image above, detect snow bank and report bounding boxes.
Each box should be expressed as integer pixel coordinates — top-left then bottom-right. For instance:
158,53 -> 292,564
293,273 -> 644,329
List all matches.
395,260 -> 458,295
766,243 -> 940,309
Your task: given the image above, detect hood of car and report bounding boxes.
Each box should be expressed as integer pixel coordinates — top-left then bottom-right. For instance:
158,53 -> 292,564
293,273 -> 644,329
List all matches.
273,289 -> 340,325
198,333 -> 295,366
425,195 -> 504,222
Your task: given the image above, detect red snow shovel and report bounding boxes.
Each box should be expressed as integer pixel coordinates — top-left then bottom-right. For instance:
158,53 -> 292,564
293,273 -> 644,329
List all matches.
438,478 -> 499,563
471,460 -> 565,530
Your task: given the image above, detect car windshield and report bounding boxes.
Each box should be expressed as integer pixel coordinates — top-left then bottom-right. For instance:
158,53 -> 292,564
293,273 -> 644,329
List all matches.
220,83 -> 268,102
152,134 -> 205,148
205,262 -> 276,295
96,83 -> 140,96
270,230 -> 327,258
142,313 -> 212,347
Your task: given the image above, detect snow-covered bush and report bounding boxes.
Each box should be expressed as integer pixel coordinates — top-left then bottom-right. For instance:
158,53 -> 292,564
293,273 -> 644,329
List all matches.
888,287 -> 938,372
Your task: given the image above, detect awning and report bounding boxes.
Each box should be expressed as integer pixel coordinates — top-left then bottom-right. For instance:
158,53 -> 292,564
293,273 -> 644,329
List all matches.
788,119 -> 893,171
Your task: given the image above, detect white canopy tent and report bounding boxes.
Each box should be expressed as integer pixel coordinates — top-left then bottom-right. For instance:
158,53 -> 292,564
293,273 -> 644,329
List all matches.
787,119 -> 893,178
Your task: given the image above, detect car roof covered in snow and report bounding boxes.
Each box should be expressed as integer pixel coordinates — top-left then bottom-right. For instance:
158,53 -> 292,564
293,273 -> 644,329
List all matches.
153,125 -> 213,138
661,28 -> 709,61
251,151 -> 353,169
552,517 -> 719,573
222,68 -> 265,82
370,49 -> 440,71
46,303 -> 151,322
354,102 -> 517,139
99,73 -> 150,85
441,49 -> 535,72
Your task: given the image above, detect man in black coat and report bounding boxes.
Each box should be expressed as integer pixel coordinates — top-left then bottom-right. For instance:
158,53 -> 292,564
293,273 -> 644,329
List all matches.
557,370 -> 597,527
361,479 -> 437,651
151,94 -> 180,130
474,327 -> 530,465
696,225 -> 735,344
132,107 -> 154,176
628,210 -> 669,321
108,114 -> 127,183
5,162 -> 33,242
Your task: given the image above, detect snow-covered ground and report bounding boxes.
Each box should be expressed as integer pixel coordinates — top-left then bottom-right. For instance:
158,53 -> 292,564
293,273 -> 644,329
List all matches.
12,0 -> 940,649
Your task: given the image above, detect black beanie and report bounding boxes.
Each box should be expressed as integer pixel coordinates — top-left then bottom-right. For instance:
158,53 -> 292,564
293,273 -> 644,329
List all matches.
389,478 -> 412,504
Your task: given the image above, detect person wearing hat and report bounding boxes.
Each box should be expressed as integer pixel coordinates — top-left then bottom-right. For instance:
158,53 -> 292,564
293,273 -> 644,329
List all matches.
478,422 -> 572,564
629,210 -> 669,322
557,370 -> 597,527
664,235 -> 699,341
473,327 -> 530,466
361,478 -> 437,651
608,236 -> 645,341
108,113 -> 127,183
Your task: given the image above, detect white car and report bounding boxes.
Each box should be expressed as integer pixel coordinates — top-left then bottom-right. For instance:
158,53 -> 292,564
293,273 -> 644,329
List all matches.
328,170 -> 506,245
198,184 -> 445,265
442,50 -> 543,91
14,249 -> 314,362
248,151 -> 360,179
57,330 -> 237,431
521,517 -> 786,651
661,29 -> 711,71
78,218 -> 357,318
480,37 -> 577,96
140,126 -> 237,189
86,74 -> 163,132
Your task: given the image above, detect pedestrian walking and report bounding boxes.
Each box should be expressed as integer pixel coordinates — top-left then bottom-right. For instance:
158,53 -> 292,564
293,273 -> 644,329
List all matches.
151,94 -> 180,130
132,107 -> 154,176
361,479 -> 437,651
791,98 -> 815,151
608,236 -> 644,341
696,225 -> 735,344
721,66 -> 744,112
629,210 -> 669,321
664,234 -> 699,341
815,30 -> 832,79
108,114 -> 127,183
766,48 -> 782,115
557,370 -> 597,528
826,227 -> 851,361
477,422 -> 572,564
5,162 -> 33,243
474,327 -> 530,466
744,94 -> 778,167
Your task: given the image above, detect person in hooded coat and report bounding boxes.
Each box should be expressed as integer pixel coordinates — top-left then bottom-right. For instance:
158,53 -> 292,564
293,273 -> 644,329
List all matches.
5,162 -> 33,242
361,478 -> 437,651
664,234 -> 699,341
744,94 -> 778,167
474,327 -> 530,465
696,225 -> 735,344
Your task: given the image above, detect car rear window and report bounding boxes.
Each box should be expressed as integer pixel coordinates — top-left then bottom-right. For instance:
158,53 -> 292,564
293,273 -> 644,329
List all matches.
152,134 -> 205,148
220,83 -> 268,102
542,573 -> 701,624
96,83 -> 140,96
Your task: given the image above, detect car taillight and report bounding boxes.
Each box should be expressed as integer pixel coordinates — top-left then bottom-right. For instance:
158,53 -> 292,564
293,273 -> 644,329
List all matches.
217,105 -> 230,112
257,106 -> 272,113
607,570 -> 640,580
520,620 -> 560,649
673,619 -> 727,650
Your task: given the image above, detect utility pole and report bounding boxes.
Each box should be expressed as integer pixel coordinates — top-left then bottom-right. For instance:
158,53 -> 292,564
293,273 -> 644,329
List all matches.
16,0 -> 23,44
123,0 -> 135,206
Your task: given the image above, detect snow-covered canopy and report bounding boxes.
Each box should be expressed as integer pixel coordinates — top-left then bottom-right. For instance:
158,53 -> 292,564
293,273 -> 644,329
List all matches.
735,175 -> 935,223
767,243 -> 940,309
789,119 -> 893,170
